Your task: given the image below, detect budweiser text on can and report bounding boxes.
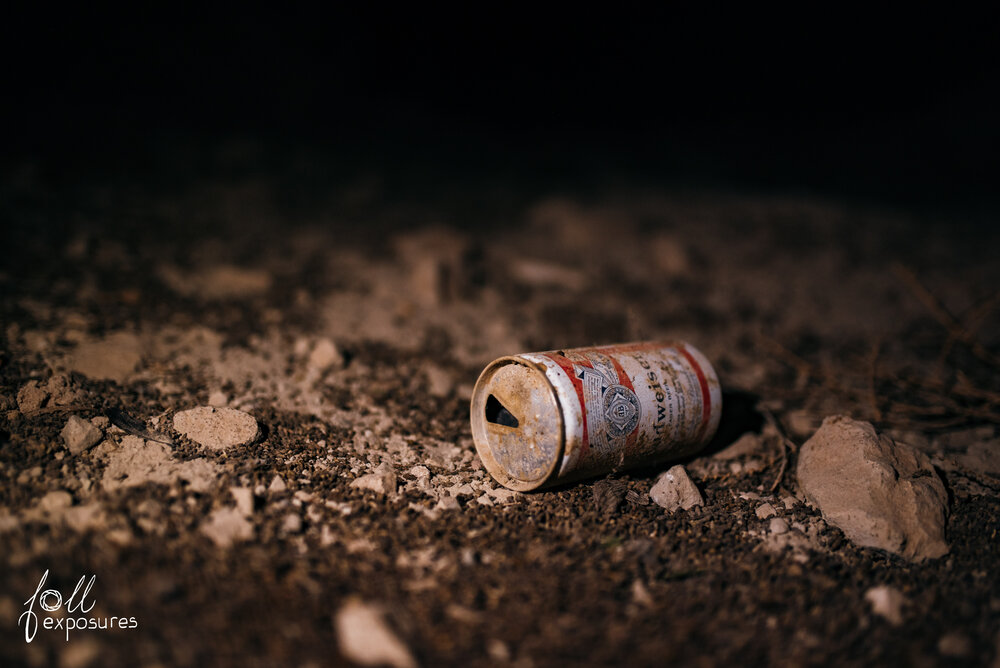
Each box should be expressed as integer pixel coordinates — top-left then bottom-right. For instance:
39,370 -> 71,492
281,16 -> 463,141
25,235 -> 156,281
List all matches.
470,340 -> 722,491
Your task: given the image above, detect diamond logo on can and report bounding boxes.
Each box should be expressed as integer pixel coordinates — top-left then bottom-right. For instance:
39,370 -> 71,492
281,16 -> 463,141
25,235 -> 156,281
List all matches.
604,385 -> 641,435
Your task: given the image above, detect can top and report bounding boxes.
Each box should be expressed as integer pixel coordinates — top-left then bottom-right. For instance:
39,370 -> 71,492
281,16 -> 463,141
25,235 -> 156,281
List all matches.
470,358 -> 563,491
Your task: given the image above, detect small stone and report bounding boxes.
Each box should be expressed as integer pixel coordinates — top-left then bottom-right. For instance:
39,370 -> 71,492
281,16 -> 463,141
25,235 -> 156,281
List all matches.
208,390 -> 228,407
268,475 -> 287,493
351,463 -> 397,497
769,517 -> 789,534
424,364 -> 453,398
785,409 -> 819,439
938,632 -> 972,658
16,380 -> 48,413
797,416 -> 949,561
486,487 -> 519,504
58,635 -> 101,668
713,432 -> 764,459
173,406 -> 260,451
756,503 -> 777,520
61,416 -> 103,455
282,513 -> 302,533
90,416 -> 109,430
408,465 -> 431,481
649,465 -> 703,512
46,374 -> 82,406
435,496 -> 461,511
334,599 -> 417,668
231,487 -> 253,517
631,579 -> 654,607
487,639 -> 512,663
39,491 -> 73,513
865,585 -> 906,626
308,338 -> 343,371
200,507 -> 253,548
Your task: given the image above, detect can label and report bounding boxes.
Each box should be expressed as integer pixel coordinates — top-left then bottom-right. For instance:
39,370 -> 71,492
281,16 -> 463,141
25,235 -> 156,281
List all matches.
523,341 -> 717,482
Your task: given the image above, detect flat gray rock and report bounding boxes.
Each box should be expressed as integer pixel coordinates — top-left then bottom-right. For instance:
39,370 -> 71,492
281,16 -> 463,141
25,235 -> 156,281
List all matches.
797,415 -> 948,561
173,406 -> 260,451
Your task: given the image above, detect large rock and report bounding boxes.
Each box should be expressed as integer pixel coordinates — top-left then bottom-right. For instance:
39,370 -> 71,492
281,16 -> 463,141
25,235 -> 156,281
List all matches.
796,416 -> 948,561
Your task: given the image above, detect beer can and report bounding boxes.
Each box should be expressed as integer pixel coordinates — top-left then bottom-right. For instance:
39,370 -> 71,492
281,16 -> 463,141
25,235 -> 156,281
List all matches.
470,341 -> 722,491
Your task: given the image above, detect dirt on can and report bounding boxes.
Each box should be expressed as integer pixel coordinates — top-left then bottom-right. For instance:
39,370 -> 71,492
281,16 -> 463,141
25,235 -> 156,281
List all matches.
470,340 -> 722,491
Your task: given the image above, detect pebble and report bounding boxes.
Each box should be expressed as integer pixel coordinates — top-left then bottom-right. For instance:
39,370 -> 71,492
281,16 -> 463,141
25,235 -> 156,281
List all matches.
208,390 -> 228,407
649,465 -> 704,512
16,380 -> 48,413
769,517 -> 789,534
350,462 -> 397,497
281,513 -> 302,533
230,487 -> 254,517
713,432 -> 764,460
308,338 -> 343,371
486,487 -> 519,504
785,409 -> 819,439
173,406 -> 260,451
423,363 -> 453,398
756,503 -> 777,520
435,496 -> 461,512
61,416 -> 103,455
38,490 -> 73,513
797,416 -> 949,561
268,475 -> 287,493
865,585 -> 905,626
937,632 -> 973,658
334,599 -> 417,668
200,507 -> 253,548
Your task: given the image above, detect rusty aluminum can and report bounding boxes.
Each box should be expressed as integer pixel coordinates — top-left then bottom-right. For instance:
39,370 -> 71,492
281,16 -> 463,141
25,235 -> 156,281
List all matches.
470,341 -> 722,491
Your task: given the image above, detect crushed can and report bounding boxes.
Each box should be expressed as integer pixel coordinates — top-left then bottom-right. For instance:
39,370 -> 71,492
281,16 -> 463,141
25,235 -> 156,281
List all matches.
470,341 -> 722,490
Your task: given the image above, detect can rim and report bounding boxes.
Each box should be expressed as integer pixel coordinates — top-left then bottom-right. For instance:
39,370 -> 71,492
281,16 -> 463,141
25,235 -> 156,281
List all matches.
469,356 -> 565,492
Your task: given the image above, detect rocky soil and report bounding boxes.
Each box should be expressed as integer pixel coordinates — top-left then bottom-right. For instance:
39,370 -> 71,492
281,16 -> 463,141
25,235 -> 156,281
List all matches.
1,165 -> 999,667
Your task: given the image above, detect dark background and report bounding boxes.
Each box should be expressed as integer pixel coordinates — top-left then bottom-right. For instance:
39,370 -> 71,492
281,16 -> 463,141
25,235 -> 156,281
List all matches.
2,6 -> 998,219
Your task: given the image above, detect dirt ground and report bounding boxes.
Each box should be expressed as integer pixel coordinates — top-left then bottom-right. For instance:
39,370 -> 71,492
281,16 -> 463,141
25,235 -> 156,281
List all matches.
1,156 -> 999,667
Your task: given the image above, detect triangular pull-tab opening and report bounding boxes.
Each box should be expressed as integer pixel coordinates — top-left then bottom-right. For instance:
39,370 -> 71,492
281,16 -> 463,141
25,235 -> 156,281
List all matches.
485,394 -> 519,428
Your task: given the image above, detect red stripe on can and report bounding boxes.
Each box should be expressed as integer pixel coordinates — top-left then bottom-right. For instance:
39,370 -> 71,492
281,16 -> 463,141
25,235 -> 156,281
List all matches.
678,345 -> 712,441
543,353 -> 591,453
